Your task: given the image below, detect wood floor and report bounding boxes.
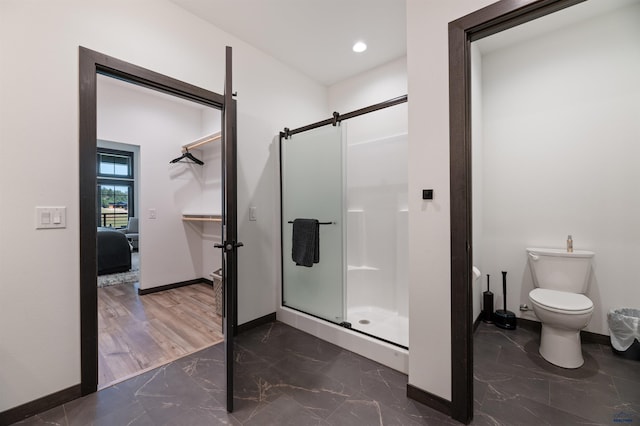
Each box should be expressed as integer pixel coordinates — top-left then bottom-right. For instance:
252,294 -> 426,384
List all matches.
98,282 -> 223,389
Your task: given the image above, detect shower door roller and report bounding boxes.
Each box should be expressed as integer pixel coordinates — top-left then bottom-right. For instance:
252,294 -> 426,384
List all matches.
215,241 -> 244,252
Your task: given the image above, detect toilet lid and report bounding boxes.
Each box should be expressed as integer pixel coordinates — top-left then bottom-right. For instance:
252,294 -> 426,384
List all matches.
530,288 -> 593,311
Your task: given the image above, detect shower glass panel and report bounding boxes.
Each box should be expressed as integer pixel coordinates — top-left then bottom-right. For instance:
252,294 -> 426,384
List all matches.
281,125 -> 344,323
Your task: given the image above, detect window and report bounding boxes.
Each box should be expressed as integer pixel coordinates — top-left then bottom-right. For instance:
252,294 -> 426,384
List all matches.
98,151 -> 133,178
97,148 -> 135,228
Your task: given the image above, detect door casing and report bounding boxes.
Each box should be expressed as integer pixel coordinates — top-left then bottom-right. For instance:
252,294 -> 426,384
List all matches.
448,0 -> 586,423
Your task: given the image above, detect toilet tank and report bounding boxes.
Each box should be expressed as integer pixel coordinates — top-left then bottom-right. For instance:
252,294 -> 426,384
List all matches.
526,248 -> 594,293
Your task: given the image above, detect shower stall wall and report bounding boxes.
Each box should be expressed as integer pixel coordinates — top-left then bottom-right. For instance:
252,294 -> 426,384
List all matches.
345,130 -> 408,346
280,96 -> 408,356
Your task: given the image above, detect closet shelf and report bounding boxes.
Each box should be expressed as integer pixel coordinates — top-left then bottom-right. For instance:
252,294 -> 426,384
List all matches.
182,213 -> 222,222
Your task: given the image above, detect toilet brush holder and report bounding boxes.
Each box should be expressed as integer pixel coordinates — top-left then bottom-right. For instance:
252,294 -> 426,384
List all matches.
495,271 -> 517,330
482,274 -> 494,323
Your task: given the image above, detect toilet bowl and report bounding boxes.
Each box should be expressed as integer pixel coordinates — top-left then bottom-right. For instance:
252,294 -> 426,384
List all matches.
527,248 -> 595,369
529,288 -> 593,368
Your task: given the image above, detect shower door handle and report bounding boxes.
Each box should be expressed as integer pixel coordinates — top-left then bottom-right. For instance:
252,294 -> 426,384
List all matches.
215,241 -> 244,252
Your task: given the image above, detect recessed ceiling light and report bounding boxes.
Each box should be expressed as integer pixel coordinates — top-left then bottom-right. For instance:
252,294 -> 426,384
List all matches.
352,41 -> 367,53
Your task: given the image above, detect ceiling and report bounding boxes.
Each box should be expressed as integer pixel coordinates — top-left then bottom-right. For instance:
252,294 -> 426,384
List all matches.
168,0 -> 407,86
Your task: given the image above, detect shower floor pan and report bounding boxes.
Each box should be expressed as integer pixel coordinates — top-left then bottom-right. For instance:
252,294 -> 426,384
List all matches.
347,306 -> 408,348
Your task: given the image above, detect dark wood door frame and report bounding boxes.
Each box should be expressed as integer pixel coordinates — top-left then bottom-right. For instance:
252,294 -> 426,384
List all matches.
221,45 -> 240,411
447,0 -> 585,423
79,47 -> 228,395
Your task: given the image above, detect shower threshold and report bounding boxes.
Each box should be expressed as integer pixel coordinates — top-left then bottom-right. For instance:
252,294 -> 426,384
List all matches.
278,306 -> 409,373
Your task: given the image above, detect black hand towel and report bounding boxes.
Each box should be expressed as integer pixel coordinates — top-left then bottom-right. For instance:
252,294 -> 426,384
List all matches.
292,218 -> 320,267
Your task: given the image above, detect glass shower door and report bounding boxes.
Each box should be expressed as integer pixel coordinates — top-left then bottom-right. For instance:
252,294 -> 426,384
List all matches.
281,125 -> 344,323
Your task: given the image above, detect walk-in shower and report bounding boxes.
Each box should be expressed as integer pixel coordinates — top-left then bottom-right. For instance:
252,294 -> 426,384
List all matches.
280,96 -> 408,350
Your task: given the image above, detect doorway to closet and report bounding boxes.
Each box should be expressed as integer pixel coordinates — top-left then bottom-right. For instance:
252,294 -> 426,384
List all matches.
95,75 -> 224,389
79,46 -> 240,412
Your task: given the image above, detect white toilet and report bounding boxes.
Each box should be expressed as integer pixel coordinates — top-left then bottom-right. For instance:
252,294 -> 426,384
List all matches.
527,248 -> 594,368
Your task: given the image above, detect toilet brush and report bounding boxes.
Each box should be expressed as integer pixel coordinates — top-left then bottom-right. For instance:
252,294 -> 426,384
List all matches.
494,271 -> 517,330
482,274 -> 494,323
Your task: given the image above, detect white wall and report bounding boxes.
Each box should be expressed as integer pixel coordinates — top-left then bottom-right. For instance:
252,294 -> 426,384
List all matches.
478,3 -> 640,335
0,0 -> 326,411
97,77 -> 221,289
328,57 -> 407,112
406,0 -> 497,401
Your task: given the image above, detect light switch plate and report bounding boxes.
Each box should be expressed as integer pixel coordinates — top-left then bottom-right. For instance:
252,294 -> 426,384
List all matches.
249,206 -> 257,221
36,207 -> 66,229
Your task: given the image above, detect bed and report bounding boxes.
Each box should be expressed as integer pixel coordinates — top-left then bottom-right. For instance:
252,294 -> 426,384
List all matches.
97,227 -> 132,275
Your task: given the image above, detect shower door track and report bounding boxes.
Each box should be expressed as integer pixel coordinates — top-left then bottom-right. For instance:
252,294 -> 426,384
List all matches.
279,95 -> 407,139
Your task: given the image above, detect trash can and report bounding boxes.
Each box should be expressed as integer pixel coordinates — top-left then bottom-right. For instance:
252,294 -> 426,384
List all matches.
608,308 -> 640,360
210,268 -> 223,317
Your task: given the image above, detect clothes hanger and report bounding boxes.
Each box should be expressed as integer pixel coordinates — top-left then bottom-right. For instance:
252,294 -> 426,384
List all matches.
171,132 -> 220,165
169,148 -> 204,165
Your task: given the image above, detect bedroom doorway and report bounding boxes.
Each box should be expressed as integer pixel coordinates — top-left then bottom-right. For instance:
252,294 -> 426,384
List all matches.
79,47 -> 240,412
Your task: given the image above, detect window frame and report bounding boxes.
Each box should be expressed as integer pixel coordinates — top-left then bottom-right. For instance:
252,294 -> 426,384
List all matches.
97,147 -> 134,179
96,147 -> 135,226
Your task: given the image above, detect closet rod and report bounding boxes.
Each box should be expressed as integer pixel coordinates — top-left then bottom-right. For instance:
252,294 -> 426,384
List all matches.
182,132 -> 221,152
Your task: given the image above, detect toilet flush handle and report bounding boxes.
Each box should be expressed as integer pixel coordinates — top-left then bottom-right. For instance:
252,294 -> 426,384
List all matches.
528,253 -> 540,261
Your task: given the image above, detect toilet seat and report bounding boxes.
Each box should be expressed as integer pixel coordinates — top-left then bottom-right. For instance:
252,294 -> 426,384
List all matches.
530,288 -> 593,314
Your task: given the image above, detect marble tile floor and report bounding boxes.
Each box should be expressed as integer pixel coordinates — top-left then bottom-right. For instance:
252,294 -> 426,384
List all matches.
15,321 -> 640,425
472,322 -> 640,425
